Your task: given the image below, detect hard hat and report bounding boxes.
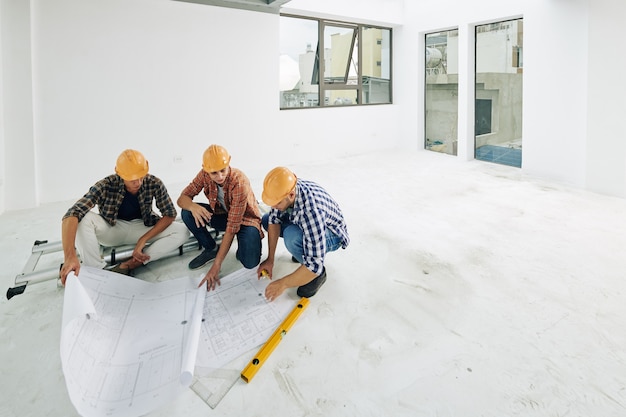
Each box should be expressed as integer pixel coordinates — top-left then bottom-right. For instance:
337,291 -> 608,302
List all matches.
262,167 -> 297,206
202,145 -> 231,173
115,149 -> 149,181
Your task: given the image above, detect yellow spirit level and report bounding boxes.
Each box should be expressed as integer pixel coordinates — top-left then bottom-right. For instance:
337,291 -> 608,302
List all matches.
240,297 -> 309,383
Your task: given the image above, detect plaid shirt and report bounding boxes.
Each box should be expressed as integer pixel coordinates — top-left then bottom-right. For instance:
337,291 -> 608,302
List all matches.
180,167 -> 263,236
63,174 -> 178,226
268,179 -> 349,275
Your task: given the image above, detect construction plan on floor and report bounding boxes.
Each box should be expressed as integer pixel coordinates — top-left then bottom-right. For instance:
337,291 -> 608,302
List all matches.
60,266 -> 295,417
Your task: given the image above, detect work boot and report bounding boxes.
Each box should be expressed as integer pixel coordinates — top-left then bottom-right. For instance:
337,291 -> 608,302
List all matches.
108,263 -> 133,276
188,246 -> 218,270
296,268 -> 326,298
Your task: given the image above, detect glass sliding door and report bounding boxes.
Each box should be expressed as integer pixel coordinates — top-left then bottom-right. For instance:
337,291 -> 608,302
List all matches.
474,19 -> 523,167
425,30 -> 459,155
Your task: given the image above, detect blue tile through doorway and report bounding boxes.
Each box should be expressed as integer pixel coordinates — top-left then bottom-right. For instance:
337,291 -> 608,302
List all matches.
475,145 -> 522,168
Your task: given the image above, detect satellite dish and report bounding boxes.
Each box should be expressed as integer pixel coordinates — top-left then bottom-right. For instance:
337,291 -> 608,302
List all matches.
279,54 -> 301,91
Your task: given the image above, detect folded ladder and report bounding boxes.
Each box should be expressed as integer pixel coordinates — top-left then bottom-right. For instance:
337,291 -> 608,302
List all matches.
6,230 -> 220,300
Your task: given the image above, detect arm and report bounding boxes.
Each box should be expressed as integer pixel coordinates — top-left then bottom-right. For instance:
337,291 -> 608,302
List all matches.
177,171 -> 211,227
199,175 -> 251,290
59,179 -> 109,282
258,223 -> 280,279
177,193 -> 213,228
259,222 -> 317,302
131,175 -> 181,263
264,265 -> 316,302
198,230 -> 235,290
60,216 -> 80,285
131,215 -> 175,263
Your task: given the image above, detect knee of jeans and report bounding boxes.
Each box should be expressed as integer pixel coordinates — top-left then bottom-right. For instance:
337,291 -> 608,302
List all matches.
239,250 -> 260,269
283,226 -> 302,250
261,214 -> 269,231
181,209 -> 193,224
284,239 -> 301,257
241,257 -> 259,269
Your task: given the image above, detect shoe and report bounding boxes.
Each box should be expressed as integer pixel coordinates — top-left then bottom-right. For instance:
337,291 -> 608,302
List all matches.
291,256 -> 299,263
297,268 -> 326,298
108,263 -> 133,276
189,247 -> 218,270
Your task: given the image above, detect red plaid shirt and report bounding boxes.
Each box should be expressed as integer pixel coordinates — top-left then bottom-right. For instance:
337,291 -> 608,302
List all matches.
181,167 -> 263,237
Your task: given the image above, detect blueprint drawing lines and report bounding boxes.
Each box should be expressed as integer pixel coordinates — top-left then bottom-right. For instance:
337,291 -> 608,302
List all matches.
196,268 -> 295,370
61,267 -> 204,417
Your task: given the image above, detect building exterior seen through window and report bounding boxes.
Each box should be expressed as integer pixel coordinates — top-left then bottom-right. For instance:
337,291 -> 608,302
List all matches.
425,29 -> 459,156
475,19 -> 523,168
280,15 -> 392,109
424,19 -> 523,168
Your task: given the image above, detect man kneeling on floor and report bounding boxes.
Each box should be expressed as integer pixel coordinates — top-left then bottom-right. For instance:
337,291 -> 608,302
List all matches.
177,144 -> 263,291
60,149 -> 190,284
257,167 -> 349,301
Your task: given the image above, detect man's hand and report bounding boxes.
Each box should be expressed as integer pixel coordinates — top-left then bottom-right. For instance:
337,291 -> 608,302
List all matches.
198,268 -> 221,291
60,255 -> 81,286
264,280 -> 286,302
257,259 -> 274,280
132,241 -> 150,264
190,203 -> 213,228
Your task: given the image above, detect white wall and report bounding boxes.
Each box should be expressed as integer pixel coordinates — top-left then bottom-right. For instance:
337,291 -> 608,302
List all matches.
1,0 -> 37,211
586,0 -> 626,198
32,0 -> 282,206
400,0 -> 594,187
2,0 -> 626,213
1,0 -> 406,213
522,0 -> 589,188
0,2 -> 4,214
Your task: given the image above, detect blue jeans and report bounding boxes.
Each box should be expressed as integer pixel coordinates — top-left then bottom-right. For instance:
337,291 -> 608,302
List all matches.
181,204 -> 261,269
261,213 -> 342,263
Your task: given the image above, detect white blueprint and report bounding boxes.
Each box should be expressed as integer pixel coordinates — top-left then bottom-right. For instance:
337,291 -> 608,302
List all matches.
61,267 -> 205,417
195,268 -> 296,370
61,266 -> 296,417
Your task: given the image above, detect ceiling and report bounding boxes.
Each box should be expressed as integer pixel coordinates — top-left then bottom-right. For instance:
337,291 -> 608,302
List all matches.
173,0 -> 292,14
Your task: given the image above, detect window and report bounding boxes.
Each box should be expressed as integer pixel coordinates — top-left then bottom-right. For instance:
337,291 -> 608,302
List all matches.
475,99 -> 492,136
279,15 -> 392,109
425,29 -> 459,155
474,18 -> 523,168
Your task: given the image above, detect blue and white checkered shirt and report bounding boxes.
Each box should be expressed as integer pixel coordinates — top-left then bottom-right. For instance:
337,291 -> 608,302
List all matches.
268,179 -> 349,275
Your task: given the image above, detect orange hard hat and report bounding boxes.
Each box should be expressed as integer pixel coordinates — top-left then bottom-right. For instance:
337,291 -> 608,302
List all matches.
115,149 -> 149,181
262,167 -> 297,206
202,145 -> 231,173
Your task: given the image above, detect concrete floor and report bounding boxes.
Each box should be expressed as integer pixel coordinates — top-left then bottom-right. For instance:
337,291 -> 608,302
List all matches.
2,150 -> 626,416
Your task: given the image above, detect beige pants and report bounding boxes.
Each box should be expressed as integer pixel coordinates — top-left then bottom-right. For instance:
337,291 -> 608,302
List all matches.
75,211 -> 190,268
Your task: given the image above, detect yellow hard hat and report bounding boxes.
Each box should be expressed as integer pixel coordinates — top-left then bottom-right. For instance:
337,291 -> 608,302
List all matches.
262,167 -> 297,206
202,144 -> 231,173
115,149 -> 149,181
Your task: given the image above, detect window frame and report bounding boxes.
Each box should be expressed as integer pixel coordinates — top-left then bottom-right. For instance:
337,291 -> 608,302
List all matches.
280,14 -> 393,109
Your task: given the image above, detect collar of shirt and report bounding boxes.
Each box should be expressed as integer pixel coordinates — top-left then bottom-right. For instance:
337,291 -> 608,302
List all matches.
207,170 -> 231,208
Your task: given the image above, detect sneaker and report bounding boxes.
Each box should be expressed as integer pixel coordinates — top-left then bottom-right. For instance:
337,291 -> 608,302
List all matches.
296,268 -> 326,298
188,247 -> 218,270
